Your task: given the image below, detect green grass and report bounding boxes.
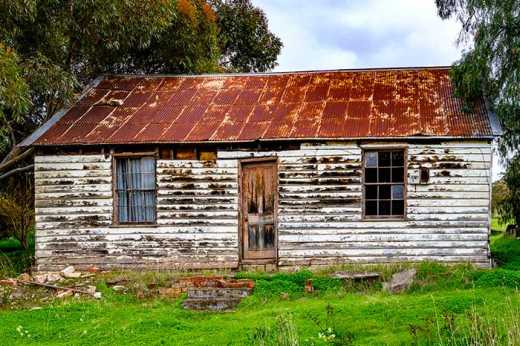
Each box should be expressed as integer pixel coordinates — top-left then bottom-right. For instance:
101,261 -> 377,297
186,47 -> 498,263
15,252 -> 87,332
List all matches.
0,286 -> 518,345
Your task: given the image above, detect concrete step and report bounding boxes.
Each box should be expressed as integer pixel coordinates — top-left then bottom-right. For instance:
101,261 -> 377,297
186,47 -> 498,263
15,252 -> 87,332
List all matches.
182,297 -> 242,311
187,287 -> 252,299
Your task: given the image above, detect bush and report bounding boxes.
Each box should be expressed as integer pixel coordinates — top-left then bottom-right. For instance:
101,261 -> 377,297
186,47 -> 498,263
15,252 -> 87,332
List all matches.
473,269 -> 520,289
491,235 -> 520,270
0,194 -> 34,249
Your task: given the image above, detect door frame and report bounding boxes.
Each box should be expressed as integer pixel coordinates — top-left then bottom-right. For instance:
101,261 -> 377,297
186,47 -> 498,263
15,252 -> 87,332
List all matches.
238,157 -> 279,265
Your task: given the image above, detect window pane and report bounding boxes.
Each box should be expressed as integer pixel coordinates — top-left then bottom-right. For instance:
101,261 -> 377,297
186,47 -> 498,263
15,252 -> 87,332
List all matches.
392,167 -> 404,183
118,191 -> 129,223
366,152 -> 378,167
141,157 -> 155,173
392,200 -> 404,215
366,201 -> 378,215
391,151 -> 404,166
378,167 -> 391,183
363,150 -> 406,219
391,184 -> 404,199
116,159 -> 128,190
264,224 -> 275,249
379,152 -> 391,166
116,157 -> 157,224
142,172 -> 156,189
379,185 -> 391,199
248,225 -> 258,249
366,185 -> 377,199
379,200 -> 391,215
365,168 -> 377,183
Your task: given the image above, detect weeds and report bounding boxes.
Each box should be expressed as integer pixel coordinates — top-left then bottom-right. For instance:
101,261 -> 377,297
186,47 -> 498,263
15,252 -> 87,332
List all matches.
305,304 -> 354,345
250,313 -> 299,346
0,252 -> 16,278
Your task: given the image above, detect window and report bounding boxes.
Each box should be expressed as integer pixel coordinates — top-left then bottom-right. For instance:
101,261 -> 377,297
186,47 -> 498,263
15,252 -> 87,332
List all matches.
115,156 -> 156,224
364,150 -> 405,218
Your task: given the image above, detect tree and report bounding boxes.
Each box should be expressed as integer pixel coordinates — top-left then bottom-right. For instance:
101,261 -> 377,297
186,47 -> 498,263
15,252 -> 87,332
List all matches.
213,0 -> 282,72
491,179 -> 510,216
435,0 -> 520,225
0,43 -> 30,157
500,159 -> 520,225
0,0 -> 281,180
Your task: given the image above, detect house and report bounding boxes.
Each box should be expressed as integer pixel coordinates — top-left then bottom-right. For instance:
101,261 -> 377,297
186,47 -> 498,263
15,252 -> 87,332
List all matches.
21,67 -> 502,272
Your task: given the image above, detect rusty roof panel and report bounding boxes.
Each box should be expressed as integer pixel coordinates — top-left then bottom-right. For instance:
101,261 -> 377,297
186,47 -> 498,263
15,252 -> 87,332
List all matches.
291,101 -> 325,138
31,67 -> 495,146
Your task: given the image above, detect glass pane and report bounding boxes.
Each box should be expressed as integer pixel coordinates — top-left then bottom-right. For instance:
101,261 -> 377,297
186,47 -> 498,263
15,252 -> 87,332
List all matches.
116,157 -> 156,223
366,201 -> 377,215
141,157 -> 155,173
144,191 -> 156,222
116,159 -> 128,190
248,225 -> 258,249
379,185 -> 391,199
365,168 -> 377,183
379,200 -> 391,215
391,184 -> 404,199
366,185 -> 377,199
378,167 -> 391,183
392,151 -> 404,166
141,172 -> 156,189
392,167 -> 404,183
379,152 -> 391,166
366,152 -> 378,167
392,200 -> 404,215
118,191 -> 128,223
264,224 -> 275,249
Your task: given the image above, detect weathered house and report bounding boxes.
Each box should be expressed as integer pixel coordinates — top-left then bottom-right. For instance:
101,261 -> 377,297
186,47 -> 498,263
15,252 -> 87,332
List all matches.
21,67 -> 501,271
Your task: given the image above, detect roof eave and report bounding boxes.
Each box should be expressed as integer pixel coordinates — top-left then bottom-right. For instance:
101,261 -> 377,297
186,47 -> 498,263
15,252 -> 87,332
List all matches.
30,135 -> 496,147
485,103 -> 503,137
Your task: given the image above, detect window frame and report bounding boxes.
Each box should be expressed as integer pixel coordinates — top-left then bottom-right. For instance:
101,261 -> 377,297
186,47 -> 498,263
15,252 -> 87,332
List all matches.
362,147 -> 408,220
112,152 -> 158,226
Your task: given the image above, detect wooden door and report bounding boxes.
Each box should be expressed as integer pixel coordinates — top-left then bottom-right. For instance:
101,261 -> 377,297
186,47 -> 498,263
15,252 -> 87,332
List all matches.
241,160 -> 277,261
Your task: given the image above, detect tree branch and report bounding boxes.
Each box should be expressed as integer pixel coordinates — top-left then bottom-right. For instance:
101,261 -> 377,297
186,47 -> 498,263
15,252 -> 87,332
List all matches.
0,148 -> 33,173
0,164 -> 34,181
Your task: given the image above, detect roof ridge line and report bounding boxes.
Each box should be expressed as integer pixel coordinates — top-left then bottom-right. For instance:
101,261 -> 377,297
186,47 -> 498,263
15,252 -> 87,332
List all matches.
102,65 -> 452,79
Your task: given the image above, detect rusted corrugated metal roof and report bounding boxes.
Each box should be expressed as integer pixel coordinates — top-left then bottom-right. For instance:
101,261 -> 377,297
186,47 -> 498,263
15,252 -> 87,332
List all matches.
29,67 -> 497,146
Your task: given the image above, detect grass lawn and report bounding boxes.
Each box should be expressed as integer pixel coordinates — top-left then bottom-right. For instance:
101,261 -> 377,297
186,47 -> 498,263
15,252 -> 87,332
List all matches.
0,226 -> 519,345
0,286 -> 518,345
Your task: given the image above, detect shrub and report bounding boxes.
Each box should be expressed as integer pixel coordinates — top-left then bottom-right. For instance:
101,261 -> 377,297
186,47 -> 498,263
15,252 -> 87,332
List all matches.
473,269 -> 520,289
0,194 -> 34,249
491,235 -> 520,270
0,252 -> 16,278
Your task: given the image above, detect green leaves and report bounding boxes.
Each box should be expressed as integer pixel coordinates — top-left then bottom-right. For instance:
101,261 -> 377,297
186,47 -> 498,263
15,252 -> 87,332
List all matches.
0,43 -> 30,153
214,0 -> 282,72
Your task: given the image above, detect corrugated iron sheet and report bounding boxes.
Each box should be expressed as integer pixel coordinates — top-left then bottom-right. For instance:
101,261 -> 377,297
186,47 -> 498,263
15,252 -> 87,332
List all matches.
33,67 -> 494,145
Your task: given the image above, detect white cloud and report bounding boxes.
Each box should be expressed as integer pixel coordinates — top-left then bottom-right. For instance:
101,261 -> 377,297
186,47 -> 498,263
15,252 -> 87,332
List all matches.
253,0 -> 462,71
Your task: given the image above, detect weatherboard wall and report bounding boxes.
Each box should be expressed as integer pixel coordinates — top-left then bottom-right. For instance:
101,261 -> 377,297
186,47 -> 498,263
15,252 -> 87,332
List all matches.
34,141 -> 492,271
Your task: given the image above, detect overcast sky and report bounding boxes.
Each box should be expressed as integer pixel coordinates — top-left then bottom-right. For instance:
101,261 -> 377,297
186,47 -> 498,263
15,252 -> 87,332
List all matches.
253,0 -> 503,180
